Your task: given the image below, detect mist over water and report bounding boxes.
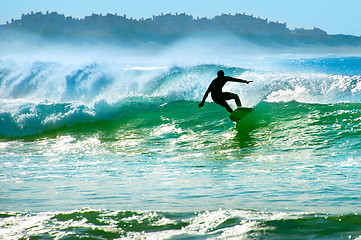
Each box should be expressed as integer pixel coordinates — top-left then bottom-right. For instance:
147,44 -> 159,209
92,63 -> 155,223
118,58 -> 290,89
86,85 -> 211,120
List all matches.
2,32 -> 361,102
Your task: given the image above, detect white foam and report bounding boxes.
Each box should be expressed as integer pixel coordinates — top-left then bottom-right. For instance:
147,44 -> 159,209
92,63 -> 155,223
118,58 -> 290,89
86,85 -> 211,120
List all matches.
241,71 -> 361,104
0,209 -> 331,240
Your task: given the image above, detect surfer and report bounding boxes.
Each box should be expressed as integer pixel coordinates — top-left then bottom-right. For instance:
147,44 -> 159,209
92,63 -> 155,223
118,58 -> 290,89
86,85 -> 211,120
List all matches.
199,70 -> 252,113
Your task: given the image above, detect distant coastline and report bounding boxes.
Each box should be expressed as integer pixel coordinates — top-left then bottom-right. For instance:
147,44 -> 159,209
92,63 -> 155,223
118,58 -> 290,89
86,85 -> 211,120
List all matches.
1,11 -> 360,47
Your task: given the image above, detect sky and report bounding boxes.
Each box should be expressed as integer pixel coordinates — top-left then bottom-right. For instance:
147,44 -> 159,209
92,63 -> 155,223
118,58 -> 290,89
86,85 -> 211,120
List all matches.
1,0 -> 361,36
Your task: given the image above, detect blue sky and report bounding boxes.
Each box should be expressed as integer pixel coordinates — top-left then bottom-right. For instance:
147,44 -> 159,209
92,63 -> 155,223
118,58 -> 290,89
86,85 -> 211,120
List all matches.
2,0 -> 361,36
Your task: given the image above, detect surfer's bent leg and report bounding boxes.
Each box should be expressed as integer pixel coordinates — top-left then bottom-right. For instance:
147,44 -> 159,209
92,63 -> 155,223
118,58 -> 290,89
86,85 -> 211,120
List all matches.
211,94 -> 233,113
224,92 -> 242,108
217,100 -> 233,113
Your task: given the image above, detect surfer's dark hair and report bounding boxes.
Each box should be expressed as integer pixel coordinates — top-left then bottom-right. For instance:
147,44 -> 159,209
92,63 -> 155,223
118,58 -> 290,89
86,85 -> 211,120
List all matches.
217,70 -> 224,77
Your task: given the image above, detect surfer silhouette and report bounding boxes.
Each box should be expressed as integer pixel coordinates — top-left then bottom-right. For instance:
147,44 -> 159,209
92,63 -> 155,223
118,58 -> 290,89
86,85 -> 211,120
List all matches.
199,70 -> 252,113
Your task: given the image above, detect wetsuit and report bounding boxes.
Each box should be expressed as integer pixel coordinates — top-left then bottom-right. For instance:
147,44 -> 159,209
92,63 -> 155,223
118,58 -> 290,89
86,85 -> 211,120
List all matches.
209,76 -> 241,112
199,72 -> 251,113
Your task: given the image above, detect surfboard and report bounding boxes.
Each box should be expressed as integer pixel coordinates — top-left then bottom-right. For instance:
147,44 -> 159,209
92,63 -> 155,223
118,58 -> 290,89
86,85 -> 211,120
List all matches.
229,107 -> 253,122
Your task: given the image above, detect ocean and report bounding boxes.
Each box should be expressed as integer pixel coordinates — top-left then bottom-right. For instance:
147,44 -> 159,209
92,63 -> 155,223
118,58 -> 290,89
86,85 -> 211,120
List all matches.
1,50 -> 361,239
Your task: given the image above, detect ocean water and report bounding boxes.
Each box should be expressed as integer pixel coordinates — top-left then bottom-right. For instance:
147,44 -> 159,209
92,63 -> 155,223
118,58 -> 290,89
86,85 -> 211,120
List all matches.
1,53 -> 361,239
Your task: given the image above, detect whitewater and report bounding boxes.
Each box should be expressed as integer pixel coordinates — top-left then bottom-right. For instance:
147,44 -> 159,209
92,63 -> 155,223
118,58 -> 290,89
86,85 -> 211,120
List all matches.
1,39 -> 361,239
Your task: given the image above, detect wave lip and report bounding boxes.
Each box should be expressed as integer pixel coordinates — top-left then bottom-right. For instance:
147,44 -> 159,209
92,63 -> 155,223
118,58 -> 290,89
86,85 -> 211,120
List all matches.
0,100 -> 100,138
2,58 -> 361,105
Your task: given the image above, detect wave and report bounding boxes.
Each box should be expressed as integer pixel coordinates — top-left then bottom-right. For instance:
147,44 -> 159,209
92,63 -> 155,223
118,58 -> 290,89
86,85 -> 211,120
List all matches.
2,58 -> 361,137
1,208 -> 360,239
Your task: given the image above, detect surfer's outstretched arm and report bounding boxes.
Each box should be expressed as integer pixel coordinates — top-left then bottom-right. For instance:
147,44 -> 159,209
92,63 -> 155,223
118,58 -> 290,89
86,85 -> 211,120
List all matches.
227,76 -> 253,84
199,88 -> 211,108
